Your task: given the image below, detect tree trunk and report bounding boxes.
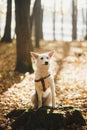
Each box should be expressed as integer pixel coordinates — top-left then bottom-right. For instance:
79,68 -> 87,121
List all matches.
85,8 -> 87,40
30,0 -> 43,41
15,0 -> 33,73
72,0 -> 77,40
0,0 -> 12,43
82,8 -> 85,38
53,1 -> 56,41
34,0 -> 42,48
61,0 -> 63,40
39,8 -> 43,39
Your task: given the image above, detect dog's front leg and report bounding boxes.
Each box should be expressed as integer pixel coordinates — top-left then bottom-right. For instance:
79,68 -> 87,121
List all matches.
50,80 -> 56,108
37,90 -> 42,108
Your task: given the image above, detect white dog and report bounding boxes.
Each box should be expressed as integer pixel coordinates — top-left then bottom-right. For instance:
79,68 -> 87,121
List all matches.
31,51 -> 56,108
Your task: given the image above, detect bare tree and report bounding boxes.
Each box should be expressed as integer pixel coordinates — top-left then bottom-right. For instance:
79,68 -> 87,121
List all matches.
15,0 -> 33,73
72,0 -> 77,40
1,0 -> 12,43
31,0 -> 42,48
85,7 -> 87,40
61,0 -> 63,40
82,8 -> 85,38
53,0 -> 56,41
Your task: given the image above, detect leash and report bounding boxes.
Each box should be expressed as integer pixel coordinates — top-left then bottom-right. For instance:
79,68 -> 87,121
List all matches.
35,74 -> 50,91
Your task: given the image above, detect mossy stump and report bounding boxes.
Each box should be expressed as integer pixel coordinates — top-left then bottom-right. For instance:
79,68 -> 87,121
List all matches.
7,106 -> 86,130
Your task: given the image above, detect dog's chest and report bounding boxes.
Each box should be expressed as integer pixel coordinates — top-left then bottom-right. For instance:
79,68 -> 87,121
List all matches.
35,78 -> 50,91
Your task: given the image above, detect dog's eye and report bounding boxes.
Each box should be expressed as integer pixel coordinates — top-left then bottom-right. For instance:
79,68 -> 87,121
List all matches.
40,57 -> 43,60
46,57 -> 49,59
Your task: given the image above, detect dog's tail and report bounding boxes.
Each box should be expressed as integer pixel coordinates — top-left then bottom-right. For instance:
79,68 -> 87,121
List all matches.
43,87 -> 51,98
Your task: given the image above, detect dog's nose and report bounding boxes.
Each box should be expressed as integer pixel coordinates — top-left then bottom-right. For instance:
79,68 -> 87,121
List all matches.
45,61 -> 48,65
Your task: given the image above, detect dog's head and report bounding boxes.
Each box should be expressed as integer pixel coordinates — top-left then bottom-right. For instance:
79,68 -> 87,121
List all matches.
31,50 -> 55,68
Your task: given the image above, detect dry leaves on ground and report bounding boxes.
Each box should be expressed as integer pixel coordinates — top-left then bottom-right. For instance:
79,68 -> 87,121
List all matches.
0,40 -> 87,130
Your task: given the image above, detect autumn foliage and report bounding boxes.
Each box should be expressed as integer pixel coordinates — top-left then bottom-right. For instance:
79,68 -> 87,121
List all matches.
0,40 -> 87,129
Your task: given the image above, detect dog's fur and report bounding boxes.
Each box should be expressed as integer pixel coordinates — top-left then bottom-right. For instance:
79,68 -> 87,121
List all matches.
31,51 -> 56,108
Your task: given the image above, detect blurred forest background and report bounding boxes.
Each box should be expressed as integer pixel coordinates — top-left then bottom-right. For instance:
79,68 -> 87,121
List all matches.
0,0 -> 87,129
0,0 -> 87,72
0,0 -> 87,41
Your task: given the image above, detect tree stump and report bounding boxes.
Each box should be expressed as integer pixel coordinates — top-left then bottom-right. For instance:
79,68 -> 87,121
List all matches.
7,106 -> 86,130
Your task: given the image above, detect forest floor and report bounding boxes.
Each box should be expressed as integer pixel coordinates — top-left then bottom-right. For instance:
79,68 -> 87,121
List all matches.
0,40 -> 87,130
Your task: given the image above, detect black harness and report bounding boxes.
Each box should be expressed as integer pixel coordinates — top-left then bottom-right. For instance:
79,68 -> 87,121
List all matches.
35,74 -> 50,91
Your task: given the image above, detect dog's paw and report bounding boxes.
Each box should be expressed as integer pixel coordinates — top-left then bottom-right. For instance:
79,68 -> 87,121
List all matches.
52,106 -> 56,109
52,102 -> 56,107
38,105 -> 42,109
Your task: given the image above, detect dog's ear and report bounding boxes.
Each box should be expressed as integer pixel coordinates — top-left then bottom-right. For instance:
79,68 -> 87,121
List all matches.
48,50 -> 55,58
30,52 -> 38,59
